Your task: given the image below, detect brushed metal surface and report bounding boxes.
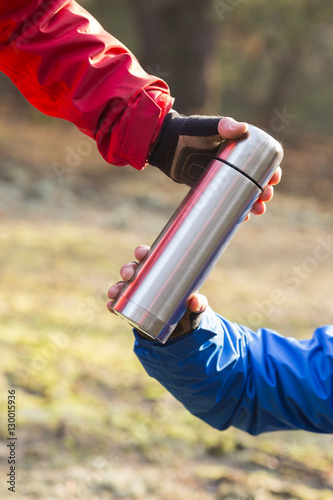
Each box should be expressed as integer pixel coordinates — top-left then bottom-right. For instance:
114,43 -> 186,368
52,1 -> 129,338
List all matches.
219,125 -> 284,187
111,125 -> 283,343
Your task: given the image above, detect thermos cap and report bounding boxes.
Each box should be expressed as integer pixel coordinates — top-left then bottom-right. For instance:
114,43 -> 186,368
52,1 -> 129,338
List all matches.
218,124 -> 284,188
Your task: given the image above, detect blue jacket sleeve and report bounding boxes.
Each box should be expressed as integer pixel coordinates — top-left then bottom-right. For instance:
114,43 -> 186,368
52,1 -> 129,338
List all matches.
133,307 -> 333,435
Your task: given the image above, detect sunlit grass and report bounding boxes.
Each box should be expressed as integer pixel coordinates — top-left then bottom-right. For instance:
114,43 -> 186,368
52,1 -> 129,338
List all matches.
0,207 -> 332,499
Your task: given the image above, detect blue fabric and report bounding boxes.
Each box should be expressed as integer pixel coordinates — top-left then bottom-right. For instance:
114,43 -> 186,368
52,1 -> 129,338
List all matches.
133,307 -> 333,434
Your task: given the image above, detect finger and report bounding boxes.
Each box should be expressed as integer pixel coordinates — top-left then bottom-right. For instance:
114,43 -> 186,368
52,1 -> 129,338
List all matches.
218,117 -> 248,139
108,281 -> 125,300
107,301 -> 114,312
188,293 -> 208,313
250,199 -> 266,216
259,184 -> 274,203
269,166 -> 282,186
120,262 -> 138,282
134,245 -> 150,262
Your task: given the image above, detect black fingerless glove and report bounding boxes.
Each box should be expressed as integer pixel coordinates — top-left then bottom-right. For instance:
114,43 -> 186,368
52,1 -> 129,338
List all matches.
169,308 -> 205,339
149,110 -> 223,187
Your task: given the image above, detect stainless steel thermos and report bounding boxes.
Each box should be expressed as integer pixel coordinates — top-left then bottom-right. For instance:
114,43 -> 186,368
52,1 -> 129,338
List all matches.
111,125 -> 284,343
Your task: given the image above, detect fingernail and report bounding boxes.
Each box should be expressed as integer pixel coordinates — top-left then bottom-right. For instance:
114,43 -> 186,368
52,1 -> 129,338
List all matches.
231,121 -> 247,130
196,299 -> 204,312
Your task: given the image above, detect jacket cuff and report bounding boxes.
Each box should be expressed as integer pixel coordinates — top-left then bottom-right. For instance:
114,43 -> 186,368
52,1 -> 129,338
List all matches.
110,89 -> 173,171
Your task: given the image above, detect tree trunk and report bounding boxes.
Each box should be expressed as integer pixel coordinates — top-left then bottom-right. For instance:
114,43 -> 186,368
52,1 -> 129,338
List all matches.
130,0 -> 217,114
257,47 -> 304,132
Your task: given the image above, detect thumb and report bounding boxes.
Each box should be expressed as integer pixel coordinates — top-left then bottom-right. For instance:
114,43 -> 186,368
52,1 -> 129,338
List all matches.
188,293 -> 208,313
218,117 -> 248,139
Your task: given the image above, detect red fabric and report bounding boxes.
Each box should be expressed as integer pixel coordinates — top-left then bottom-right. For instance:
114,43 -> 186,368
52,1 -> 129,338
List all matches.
0,0 -> 173,169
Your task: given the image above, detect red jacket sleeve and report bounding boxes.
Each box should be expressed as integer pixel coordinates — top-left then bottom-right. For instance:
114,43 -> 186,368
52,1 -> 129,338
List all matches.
0,0 -> 173,169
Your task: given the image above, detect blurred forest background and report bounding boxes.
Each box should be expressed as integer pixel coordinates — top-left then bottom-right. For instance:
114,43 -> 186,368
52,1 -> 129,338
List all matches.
1,0 -> 333,197
0,1 -> 333,499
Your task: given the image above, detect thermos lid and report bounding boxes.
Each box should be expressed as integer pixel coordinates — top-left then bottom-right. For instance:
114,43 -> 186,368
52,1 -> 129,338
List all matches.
217,124 -> 284,189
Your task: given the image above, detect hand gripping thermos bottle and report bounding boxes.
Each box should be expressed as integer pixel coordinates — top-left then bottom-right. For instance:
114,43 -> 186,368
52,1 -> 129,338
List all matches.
111,125 -> 284,343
